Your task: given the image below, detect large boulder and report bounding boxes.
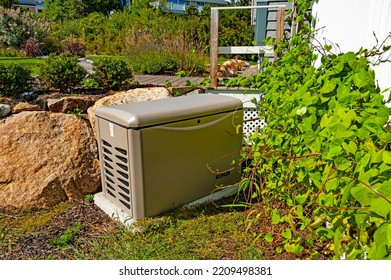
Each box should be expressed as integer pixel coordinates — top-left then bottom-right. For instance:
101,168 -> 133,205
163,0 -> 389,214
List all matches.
87,87 -> 171,137
0,111 -> 101,209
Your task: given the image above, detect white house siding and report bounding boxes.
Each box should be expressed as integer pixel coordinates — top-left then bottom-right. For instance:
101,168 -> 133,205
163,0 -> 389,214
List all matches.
312,0 -> 391,100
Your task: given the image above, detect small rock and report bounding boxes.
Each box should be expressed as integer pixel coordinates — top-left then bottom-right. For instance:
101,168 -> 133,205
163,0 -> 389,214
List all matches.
20,91 -> 38,101
185,89 -> 205,96
217,59 -> 250,77
12,102 -> 42,113
0,104 -> 11,118
167,86 -> 196,96
34,98 -> 47,111
47,96 -> 96,113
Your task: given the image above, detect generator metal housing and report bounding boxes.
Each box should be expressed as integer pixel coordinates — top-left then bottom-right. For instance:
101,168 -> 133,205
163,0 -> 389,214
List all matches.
94,94 -> 243,220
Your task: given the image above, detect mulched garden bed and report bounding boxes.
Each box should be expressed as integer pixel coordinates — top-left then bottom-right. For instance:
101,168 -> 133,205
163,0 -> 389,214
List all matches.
0,202 -> 121,260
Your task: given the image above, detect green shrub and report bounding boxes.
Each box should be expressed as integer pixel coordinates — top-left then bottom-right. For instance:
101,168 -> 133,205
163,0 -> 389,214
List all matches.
0,7 -> 50,49
22,37 -> 42,57
0,46 -> 25,57
129,48 -> 176,75
39,53 -> 87,93
49,221 -> 82,248
231,0 -> 391,260
81,75 -> 100,89
172,48 -> 207,76
92,56 -> 132,90
0,62 -> 31,97
62,36 -> 85,57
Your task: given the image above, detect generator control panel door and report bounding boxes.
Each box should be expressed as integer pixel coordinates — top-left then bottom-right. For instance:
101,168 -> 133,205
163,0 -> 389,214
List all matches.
139,109 -> 243,217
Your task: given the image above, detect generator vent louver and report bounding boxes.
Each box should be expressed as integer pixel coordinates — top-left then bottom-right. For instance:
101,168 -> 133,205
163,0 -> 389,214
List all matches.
101,139 -> 132,212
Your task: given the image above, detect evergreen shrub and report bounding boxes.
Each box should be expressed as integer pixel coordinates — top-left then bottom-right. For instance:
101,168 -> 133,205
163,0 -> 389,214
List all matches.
92,56 -> 132,90
0,62 -> 31,97
39,53 -> 87,92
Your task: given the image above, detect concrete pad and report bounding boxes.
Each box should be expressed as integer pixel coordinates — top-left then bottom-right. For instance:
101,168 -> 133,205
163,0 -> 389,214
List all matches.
185,185 -> 238,208
94,192 -> 136,228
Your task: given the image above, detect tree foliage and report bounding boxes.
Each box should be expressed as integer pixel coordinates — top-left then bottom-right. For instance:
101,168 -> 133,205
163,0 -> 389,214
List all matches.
0,0 -> 17,8
197,0 -> 254,48
44,0 -> 120,21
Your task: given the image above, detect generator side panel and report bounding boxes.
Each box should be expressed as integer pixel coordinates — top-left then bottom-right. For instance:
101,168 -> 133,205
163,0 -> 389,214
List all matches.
140,109 -> 243,217
96,117 -> 133,217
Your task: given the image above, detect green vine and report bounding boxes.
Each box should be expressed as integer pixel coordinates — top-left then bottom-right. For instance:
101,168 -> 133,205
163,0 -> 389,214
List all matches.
232,0 -> 391,259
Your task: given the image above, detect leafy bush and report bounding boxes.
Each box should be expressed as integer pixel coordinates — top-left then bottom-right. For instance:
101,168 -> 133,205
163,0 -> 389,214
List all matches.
0,7 -> 50,49
49,1 -> 254,63
81,75 -> 100,89
62,36 -> 85,57
0,62 -> 31,97
0,46 -> 25,57
197,1 -> 254,48
39,53 -> 87,92
172,47 -> 207,76
241,44 -> 391,260
93,56 -> 132,90
126,31 -> 207,76
127,42 -> 176,75
231,0 -> 391,260
22,37 -> 42,57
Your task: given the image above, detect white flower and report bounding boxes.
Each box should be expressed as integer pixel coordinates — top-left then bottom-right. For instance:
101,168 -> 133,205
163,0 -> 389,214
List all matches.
296,107 -> 307,116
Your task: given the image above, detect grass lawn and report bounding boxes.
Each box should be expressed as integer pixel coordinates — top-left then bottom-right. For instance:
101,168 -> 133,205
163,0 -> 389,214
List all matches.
0,191 -> 331,260
0,57 -> 45,75
0,195 -> 266,260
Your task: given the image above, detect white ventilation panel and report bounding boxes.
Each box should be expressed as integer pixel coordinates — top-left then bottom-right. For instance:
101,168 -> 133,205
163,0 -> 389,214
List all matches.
215,93 -> 266,139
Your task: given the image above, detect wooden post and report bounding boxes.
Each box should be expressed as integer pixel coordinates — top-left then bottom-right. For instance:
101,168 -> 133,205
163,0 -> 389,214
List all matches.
210,8 -> 219,88
290,0 -> 297,37
274,7 -> 285,62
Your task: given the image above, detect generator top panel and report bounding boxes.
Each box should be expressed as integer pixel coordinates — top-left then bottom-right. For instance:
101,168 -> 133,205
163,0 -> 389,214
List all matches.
94,94 -> 243,128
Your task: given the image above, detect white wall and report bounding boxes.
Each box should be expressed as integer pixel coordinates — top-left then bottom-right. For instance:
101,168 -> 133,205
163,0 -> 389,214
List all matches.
312,0 -> 391,99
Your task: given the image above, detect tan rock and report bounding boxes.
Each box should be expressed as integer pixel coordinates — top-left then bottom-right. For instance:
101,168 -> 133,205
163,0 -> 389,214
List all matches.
217,59 -> 250,77
167,86 -> 195,96
13,102 -> 42,113
47,96 -> 96,113
87,87 -> 171,137
0,111 -> 101,209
